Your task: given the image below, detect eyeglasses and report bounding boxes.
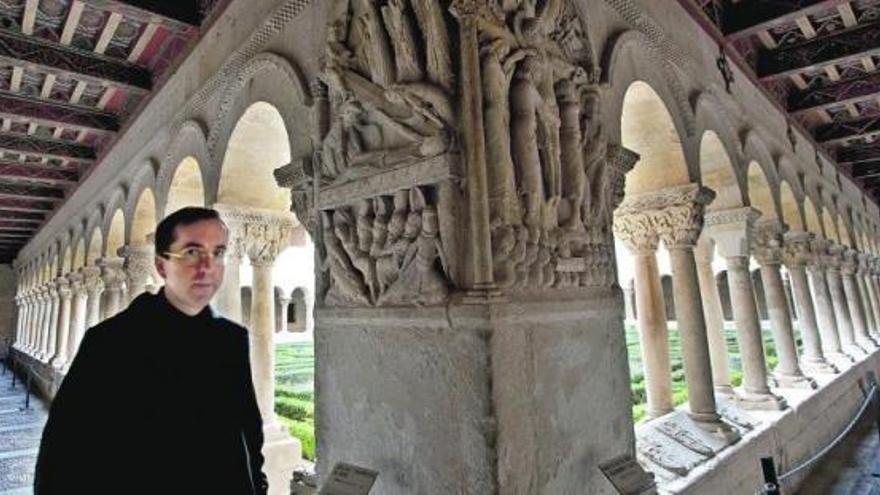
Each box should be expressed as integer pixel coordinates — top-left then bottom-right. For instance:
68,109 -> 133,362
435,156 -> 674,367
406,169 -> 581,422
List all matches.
163,247 -> 227,266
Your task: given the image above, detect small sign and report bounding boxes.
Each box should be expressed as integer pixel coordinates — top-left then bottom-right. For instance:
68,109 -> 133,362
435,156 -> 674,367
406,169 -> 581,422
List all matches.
599,455 -> 656,495
319,462 -> 378,495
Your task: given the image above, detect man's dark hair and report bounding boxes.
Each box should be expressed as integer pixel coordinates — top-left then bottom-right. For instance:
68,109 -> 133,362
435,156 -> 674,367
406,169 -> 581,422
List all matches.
155,207 -> 226,257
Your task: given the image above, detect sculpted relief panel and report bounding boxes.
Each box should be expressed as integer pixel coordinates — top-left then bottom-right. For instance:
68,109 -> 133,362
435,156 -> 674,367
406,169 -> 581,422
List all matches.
276,0 -> 632,307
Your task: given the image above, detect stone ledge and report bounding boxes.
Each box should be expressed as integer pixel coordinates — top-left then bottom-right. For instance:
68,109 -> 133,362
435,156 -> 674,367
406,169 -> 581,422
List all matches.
646,349 -> 880,494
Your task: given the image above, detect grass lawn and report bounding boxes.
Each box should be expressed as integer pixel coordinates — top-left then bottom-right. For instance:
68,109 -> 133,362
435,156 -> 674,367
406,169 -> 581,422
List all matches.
626,321 -> 783,423
275,341 -> 315,460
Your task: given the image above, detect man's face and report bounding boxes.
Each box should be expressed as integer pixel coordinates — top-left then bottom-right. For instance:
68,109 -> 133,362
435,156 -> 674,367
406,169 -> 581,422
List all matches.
155,218 -> 227,315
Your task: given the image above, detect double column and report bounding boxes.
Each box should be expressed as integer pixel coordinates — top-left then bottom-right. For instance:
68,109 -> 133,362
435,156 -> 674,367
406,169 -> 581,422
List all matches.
213,203 -> 246,323
82,266 -> 104,329
806,239 -> 852,364
752,221 -> 815,389
66,272 -> 88,363
825,243 -> 867,357
782,232 -> 836,374
704,208 -> 786,410
615,183 -> 738,441
98,257 -> 126,319
120,240 -> 160,301
50,276 -> 73,369
857,254 -> 880,340
841,249 -> 878,350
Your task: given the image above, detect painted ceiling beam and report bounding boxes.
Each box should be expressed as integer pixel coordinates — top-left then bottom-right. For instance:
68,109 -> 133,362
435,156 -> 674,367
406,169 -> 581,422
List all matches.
789,71 -> 880,114
0,182 -> 65,202
82,0 -> 202,29
0,27 -> 152,93
0,91 -> 119,134
723,0 -> 849,38
757,21 -> 880,81
837,144 -> 880,165
0,134 -> 96,163
0,212 -> 42,222
0,198 -> 53,213
815,115 -> 880,145
0,162 -> 79,187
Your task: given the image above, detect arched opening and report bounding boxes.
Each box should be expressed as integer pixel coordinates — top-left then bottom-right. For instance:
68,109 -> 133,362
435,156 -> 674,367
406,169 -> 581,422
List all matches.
131,188 -> 157,247
86,228 -> 103,266
216,101 -> 315,462
747,162 -> 776,220
61,246 -> 71,275
805,196 -> 823,237
780,181 -> 803,232
165,156 -> 205,216
745,161 -> 779,367
837,214 -> 853,248
615,81 -> 692,423
822,210 -> 840,243
72,238 -> 85,271
106,210 -> 125,258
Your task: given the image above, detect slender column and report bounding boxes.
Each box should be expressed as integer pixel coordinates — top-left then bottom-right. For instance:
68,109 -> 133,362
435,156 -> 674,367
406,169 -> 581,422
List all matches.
705,207 -> 786,410
44,285 -> 60,363
842,249 -> 878,350
807,240 -> 853,365
19,293 -> 30,351
614,215 -> 673,418
753,222 -> 815,389
29,291 -> 41,354
50,277 -> 73,369
783,232 -> 836,374
35,287 -> 49,359
67,273 -> 88,362
654,185 -> 739,440
871,259 -> 880,337
277,294 -> 291,333
82,266 -> 104,330
120,243 -> 158,302
12,295 -> 22,349
694,237 -> 734,395
858,254 -> 880,339
213,204 -> 245,323
826,244 -> 868,356
98,257 -> 126,319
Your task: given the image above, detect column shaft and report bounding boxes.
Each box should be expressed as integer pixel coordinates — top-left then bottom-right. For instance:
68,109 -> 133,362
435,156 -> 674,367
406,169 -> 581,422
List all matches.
215,253 -> 243,323
694,241 -> 733,393
44,289 -> 60,362
788,265 -> 834,372
632,252 -> 673,418
250,262 -> 277,426
759,262 -> 814,387
827,265 -> 863,355
51,280 -> 72,369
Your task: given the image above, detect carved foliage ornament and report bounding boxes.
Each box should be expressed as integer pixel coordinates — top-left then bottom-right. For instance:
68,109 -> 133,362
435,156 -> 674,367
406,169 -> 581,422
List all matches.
614,184 -> 715,250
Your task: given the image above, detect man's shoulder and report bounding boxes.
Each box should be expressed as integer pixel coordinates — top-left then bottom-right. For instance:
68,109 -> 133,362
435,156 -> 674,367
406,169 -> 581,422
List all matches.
210,312 -> 248,338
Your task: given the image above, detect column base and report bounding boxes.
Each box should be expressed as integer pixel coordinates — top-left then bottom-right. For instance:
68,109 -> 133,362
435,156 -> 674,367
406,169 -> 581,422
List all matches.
771,371 -> 817,390
713,384 -> 737,397
687,411 -> 741,444
262,423 -> 302,495
734,390 -> 788,411
800,359 -> 839,375
457,285 -> 506,304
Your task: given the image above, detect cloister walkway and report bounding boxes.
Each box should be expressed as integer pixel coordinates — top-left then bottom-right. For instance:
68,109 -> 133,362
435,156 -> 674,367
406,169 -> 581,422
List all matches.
798,409 -> 880,495
0,365 -> 47,495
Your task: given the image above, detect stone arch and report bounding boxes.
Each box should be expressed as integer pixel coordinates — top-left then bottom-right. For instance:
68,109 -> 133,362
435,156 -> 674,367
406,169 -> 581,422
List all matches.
742,132 -> 782,220
207,51 -> 311,179
699,129 -> 744,210
746,161 -> 778,221
779,180 -> 804,232
803,195 -> 822,237
619,81 -> 691,195
130,187 -> 157,247
822,209 -> 840,243
86,226 -> 104,266
164,156 -> 207,216
602,30 -> 696,147
216,101 -> 292,211
837,212 -> 854,248
105,208 -> 126,258
157,120 -> 212,213
124,162 -> 158,245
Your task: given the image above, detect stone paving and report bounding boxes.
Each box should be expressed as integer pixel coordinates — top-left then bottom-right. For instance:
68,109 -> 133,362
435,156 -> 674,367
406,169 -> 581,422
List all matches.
0,366 -> 47,495
797,406 -> 880,495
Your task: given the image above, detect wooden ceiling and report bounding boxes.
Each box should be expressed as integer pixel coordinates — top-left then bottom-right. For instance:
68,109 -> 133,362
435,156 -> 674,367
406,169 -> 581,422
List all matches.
686,0 -> 880,203
0,0 -> 225,263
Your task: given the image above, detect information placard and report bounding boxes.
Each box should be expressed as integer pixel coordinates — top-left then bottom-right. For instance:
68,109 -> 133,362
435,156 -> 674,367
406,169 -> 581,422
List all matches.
599,455 -> 657,495
319,462 -> 378,495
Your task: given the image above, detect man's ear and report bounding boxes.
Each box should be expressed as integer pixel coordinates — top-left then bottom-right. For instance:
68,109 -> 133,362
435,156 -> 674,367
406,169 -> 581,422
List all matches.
155,257 -> 166,279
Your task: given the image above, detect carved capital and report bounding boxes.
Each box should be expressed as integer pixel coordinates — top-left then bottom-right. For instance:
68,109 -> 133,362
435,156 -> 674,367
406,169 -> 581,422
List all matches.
612,211 -> 659,255
605,144 -> 639,213
97,257 -> 127,290
214,204 -> 297,267
615,183 -> 715,249
824,243 -> 844,271
751,220 -> 786,266
68,272 -> 85,294
80,266 -> 105,295
704,206 -> 761,258
841,249 -> 860,275
782,231 -> 814,268
55,276 -> 72,300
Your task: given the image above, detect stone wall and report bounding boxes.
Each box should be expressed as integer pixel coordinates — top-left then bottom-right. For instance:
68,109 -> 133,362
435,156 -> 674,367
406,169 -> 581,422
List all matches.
0,265 -> 16,357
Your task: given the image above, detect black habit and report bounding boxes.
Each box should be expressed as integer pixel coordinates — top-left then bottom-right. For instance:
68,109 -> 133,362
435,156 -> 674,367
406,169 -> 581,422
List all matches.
34,289 -> 268,495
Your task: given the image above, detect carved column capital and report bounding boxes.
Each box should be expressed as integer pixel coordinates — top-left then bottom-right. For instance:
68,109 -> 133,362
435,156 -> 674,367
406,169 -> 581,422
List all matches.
704,206 -> 761,259
612,211 -> 659,255
605,143 -> 639,213
80,266 -> 105,294
97,257 -> 127,290
824,242 -> 844,272
752,220 -> 787,266
615,183 -> 715,250
841,249 -> 860,275
782,231 -> 814,268
214,204 -> 297,267
68,272 -> 85,294
55,276 -> 72,300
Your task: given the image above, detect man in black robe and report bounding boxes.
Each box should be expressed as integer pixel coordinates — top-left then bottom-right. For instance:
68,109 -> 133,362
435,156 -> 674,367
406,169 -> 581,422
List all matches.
35,207 -> 269,495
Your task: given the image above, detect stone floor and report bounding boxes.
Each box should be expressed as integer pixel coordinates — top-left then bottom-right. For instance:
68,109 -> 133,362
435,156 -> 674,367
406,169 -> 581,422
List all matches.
0,364 -> 47,495
797,404 -> 880,495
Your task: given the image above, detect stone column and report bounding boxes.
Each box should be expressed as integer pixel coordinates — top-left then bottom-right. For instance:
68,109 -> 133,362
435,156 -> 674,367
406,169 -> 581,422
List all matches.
694,237 -> 734,395
213,203 -> 245,323
858,254 -> 880,339
35,287 -> 49,359
19,293 -> 31,352
653,185 -> 738,440
98,257 -> 126,319
842,249 -> 878,350
870,258 -> 880,337
67,273 -> 88,362
82,266 -> 104,330
277,293 -> 291,333
614,213 -> 673,419
705,207 -> 786,410
826,244 -> 868,356
807,239 -> 852,364
50,277 -> 73,369
12,295 -> 22,349
43,284 -> 60,363
782,232 -> 836,374
235,205 -> 301,494
752,222 -> 815,389
29,291 -> 41,354
120,243 -> 157,302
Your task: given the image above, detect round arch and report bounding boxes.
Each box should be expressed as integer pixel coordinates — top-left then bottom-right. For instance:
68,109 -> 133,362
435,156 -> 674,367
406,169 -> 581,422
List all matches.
747,161 -> 777,220
779,180 -> 804,231
699,130 -> 744,210
165,156 -> 206,216
106,209 -> 126,258
822,209 -> 840,243
86,226 -> 104,265
130,187 -> 157,247
804,196 -> 823,236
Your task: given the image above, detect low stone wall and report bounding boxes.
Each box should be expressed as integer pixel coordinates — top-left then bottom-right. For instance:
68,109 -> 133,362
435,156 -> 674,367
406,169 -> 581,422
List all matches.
8,348 -> 64,401
663,351 -> 880,494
